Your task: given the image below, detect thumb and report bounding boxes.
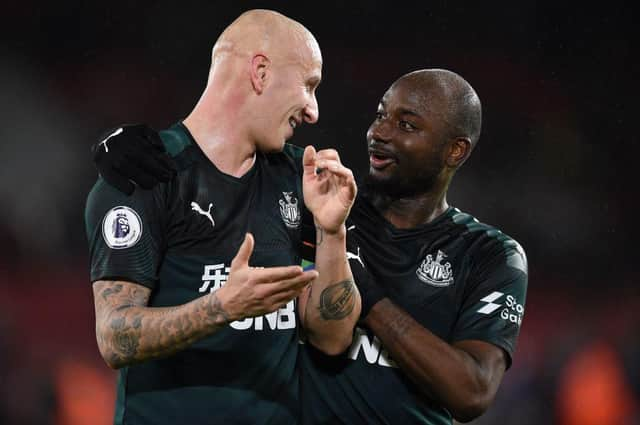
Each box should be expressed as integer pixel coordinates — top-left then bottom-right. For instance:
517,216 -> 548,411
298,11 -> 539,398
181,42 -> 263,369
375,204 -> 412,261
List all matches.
302,145 -> 317,177
232,233 -> 255,268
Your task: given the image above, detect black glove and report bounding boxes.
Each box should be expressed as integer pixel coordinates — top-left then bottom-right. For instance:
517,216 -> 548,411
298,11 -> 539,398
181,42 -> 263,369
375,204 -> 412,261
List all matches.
347,236 -> 385,320
92,124 -> 176,195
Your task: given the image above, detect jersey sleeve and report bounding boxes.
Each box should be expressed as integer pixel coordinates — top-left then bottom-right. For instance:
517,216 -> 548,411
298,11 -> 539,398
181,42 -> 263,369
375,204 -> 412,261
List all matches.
84,178 -> 165,289
451,236 -> 528,368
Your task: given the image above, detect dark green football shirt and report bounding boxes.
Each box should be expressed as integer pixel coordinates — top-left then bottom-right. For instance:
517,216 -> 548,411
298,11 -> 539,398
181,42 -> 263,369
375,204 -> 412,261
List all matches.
300,194 -> 528,425
85,123 -> 306,425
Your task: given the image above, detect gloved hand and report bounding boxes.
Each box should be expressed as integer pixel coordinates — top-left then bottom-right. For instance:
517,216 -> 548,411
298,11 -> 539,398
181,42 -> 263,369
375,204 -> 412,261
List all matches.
92,124 -> 176,195
346,235 -> 385,320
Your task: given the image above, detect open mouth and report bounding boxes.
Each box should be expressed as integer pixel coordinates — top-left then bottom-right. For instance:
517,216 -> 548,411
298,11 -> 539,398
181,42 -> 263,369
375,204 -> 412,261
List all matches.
289,117 -> 298,129
369,149 -> 396,169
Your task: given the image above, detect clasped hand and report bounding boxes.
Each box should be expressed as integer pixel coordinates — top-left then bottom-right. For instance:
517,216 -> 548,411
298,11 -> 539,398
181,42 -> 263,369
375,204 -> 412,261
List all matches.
302,146 -> 357,234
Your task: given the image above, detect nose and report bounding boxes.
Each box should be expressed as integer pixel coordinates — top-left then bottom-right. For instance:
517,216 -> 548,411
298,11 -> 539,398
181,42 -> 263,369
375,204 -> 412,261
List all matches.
303,94 -> 319,124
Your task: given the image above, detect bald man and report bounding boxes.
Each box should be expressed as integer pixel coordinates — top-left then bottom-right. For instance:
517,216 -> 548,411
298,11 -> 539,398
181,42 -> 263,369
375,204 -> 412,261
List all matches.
85,10 -> 359,425
96,69 -> 529,424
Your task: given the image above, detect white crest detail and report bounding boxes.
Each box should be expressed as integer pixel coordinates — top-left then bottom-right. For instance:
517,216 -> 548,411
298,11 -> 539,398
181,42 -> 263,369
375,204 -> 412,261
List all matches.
191,201 -> 215,228
99,127 -> 123,153
416,250 -> 454,287
347,246 -> 364,268
279,192 -> 300,229
102,206 -> 143,249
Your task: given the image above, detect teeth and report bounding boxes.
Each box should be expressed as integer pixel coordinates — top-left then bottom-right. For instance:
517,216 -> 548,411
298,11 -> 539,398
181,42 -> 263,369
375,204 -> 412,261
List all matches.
289,118 -> 297,129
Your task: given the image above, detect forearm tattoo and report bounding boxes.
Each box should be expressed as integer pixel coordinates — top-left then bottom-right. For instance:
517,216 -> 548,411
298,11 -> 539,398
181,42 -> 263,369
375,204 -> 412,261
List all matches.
205,291 -> 230,324
94,280 -> 229,367
318,279 -> 356,320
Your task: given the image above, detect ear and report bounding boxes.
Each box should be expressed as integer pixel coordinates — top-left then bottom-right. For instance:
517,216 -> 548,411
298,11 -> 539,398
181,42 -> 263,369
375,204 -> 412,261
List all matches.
250,54 -> 270,94
446,137 -> 471,168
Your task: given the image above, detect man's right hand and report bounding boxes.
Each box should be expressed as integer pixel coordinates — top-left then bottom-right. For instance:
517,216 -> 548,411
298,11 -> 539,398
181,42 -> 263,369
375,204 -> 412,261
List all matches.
92,124 -> 176,195
216,233 -> 319,321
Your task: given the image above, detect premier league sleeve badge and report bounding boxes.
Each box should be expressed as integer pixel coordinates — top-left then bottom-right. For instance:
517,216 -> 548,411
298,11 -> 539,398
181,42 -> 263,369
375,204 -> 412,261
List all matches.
101,206 -> 143,249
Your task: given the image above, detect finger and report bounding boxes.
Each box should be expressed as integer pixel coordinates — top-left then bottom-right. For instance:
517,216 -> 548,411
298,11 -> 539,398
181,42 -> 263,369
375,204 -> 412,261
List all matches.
314,160 -> 354,180
315,148 -> 340,161
346,175 -> 358,201
138,150 -> 176,182
141,125 -> 166,152
149,150 -> 178,179
99,167 -> 135,195
260,270 -> 318,294
231,233 -> 255,268
114,160 -> 158,190
251,264 -> 305,283
303,145 -> 317,176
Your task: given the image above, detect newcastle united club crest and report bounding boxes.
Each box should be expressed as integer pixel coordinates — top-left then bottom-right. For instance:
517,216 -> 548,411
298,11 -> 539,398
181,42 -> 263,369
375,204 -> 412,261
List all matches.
416,250 -> 454,287
279,192 -> 300,229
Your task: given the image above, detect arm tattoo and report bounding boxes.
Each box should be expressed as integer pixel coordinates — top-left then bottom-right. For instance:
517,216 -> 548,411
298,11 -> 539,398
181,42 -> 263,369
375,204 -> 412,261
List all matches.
205,292 -> 230,324
109,315 -> 142,361
101,283 -> 123,300
94,280 -> 229,368
318,279 -> 356,320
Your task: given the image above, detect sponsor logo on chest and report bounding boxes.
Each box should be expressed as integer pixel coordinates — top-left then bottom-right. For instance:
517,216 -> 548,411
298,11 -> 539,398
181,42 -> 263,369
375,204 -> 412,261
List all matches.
279,191 -> 300,229
416,250 -> 454,287
347,327 -> 397,368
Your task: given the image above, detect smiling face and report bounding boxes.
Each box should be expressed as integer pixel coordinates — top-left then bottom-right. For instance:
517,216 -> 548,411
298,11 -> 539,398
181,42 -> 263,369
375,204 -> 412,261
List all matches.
252,33 -> 322,152
364,77 -> 451,198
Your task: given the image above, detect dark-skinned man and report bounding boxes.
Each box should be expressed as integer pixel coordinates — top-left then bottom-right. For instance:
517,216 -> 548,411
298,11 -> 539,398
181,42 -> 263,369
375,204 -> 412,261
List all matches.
92,68 -> 528,424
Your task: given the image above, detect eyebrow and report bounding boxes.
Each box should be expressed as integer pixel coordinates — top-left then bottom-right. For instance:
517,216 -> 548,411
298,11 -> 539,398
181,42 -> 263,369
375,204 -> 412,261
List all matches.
399,107 -> 421,117
379,101 -> 421,118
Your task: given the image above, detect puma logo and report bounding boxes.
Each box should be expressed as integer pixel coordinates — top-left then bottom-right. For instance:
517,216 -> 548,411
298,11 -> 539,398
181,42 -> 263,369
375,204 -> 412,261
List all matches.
191,201 -> 215,228
99,127 -> 123,153
347,246 -> 364,268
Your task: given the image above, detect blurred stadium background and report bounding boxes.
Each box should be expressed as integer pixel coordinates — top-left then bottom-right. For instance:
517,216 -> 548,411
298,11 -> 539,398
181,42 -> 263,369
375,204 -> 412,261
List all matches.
0,1 -> 637,424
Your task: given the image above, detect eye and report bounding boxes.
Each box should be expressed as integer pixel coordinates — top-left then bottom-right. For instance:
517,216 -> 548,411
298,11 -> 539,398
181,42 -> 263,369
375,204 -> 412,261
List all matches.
399,120 -> 416,131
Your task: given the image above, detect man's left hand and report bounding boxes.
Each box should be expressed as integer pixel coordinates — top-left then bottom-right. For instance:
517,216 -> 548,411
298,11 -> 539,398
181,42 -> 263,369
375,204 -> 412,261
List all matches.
302,146 -> 357,234
92,124 -> 176,195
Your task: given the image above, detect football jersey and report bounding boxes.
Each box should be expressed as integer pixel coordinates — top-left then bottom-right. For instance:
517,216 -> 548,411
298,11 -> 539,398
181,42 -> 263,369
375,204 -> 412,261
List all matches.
85,122 -> 305,425
300,193 -> 528,425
